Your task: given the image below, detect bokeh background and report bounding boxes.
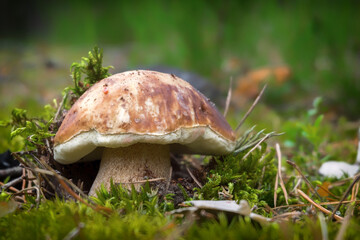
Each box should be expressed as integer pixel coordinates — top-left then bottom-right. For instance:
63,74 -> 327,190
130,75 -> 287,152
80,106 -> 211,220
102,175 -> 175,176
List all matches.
1,0 -> 360,152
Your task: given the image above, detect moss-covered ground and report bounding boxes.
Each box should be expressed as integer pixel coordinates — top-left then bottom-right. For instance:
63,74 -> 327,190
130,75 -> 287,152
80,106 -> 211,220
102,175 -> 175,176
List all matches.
0,46 -> 359,240
1,1 -> 360,239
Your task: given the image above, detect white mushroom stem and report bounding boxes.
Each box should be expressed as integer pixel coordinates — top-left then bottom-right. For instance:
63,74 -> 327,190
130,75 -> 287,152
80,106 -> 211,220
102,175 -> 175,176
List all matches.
89,143 -> 171,196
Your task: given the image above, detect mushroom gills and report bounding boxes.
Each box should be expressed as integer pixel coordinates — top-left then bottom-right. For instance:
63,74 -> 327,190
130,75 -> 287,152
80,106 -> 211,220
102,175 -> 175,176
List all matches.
89,143 -> 171,196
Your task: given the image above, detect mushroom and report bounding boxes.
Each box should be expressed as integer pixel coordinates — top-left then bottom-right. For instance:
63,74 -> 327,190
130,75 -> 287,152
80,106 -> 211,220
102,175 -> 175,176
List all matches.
53,70 -> 236,196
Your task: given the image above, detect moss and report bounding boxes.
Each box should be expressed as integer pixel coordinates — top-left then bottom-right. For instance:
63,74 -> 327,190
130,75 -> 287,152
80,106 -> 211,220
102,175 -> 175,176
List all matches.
0,200 -> 170,240
196,143 -> 278,208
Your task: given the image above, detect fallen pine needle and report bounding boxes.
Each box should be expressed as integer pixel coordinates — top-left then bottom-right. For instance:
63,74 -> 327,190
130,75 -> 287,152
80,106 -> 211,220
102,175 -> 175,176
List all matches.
329,173 -> 360,188
186,166 -> 203,188
272,200 -> 360,210
330,174 -> 360,220
287,160 -> 322,200
235,83 -> 268,135
276,143 -> 288,205
274,168 -> 279,208
242,132 -> 273,160
120,178 -> 165,184
297,189 -> 343,221
223,77 -> 232,117
351,181 -> 359,201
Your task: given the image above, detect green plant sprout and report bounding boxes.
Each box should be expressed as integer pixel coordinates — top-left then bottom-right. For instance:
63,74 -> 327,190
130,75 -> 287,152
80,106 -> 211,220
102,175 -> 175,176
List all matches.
62,46 -> 113,108
0,47 -> 112,152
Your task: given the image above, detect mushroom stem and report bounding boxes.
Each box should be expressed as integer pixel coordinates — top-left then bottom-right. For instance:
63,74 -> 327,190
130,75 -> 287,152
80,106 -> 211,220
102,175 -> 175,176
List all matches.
89,143 -> 171,196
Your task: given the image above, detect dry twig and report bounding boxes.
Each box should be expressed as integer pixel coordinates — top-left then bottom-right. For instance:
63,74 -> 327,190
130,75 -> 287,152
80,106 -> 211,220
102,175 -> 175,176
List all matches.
0,167 -> 22,178
0,177 -> 23,191
0,182 -> 19,193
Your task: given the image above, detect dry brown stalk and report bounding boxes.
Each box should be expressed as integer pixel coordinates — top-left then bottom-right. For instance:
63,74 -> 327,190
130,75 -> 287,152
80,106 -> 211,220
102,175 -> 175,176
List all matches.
12,151 -> 112,214
0,177 -> 23,191
0,182 -> 19,193
21,168 -> 26,202
11,187 -> 38,196
351,181 -> 359,201
242,132 -> 273,160
33,168 -> 88,199
329,173 -> 360,188
286,160 -> 322,200
14,196 -> 26,202
186,166 -> 203,188
330,174 -> 360,220
276,143 -> 289,205
165,167 -> 173,193
223,77 -> 233,117
271,211 -> 302,220
120,178 -> 165,184
264,204 -> 278,215
274,168 -> 279,208
54,93 -> 66,121
297,189 -> 343,221
235,82 -> 268,135
35,155 -> 89,199
12,153 -> 53,199
272,200 -> 360,210
57,177 -> 112,215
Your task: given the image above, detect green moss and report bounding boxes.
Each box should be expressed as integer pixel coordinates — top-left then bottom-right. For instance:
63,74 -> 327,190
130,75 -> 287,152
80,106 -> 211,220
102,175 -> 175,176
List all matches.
0,200 -> 170,240
196,143 -> 278,209
2,200 -> 360,240
92,181 -> 174,214
63,46 -> 113,108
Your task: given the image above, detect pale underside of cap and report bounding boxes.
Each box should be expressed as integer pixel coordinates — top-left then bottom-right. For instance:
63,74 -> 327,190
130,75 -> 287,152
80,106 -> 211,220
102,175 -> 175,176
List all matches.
54,70 -> 236,164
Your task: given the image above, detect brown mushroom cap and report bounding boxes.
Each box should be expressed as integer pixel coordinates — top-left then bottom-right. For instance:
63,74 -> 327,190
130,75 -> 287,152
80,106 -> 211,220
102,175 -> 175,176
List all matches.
54,70 -> 236,164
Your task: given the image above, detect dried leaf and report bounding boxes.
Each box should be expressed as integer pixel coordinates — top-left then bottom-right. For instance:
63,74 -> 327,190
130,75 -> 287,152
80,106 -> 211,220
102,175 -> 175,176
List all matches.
0,199 -> 18,218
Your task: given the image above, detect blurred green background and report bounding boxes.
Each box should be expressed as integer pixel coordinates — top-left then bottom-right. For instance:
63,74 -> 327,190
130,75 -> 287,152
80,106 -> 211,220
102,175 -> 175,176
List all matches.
1,0 -> 360,150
